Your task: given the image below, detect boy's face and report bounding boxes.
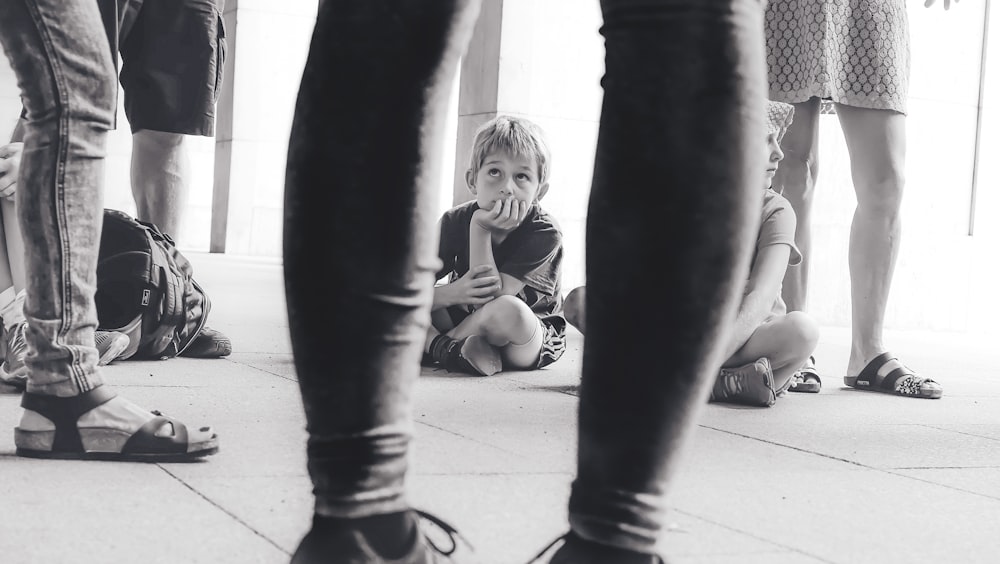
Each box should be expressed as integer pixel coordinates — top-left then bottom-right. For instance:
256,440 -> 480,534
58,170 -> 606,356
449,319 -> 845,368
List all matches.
764,133 -> 784,189
467,150 -> 549,215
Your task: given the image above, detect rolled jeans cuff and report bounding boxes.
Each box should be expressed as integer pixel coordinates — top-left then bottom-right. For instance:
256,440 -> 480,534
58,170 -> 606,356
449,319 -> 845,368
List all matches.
568,483 -> 667,554
308,425 -> 412,518
23,318 -> 103,396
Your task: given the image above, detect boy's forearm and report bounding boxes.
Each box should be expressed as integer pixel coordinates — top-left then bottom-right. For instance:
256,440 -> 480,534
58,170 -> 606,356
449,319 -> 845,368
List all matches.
431,284 -> 451,310
468,224 -> 499,288
723,293 -> 770,361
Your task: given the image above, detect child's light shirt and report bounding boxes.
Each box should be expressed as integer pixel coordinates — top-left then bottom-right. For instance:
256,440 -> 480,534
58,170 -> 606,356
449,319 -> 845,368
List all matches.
751,188 -> 803,318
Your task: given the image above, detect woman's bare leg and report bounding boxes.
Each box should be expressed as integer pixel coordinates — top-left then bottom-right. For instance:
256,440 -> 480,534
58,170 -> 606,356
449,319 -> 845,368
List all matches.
770,98 -> 820,313
835,103 -> 905,376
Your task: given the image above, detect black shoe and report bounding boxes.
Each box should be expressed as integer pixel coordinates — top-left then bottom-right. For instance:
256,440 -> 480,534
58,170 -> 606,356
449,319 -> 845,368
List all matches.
291,510 -> 469,564
180,326 -> 232,358
443,336 -> 501,376
533,532 -> 665,564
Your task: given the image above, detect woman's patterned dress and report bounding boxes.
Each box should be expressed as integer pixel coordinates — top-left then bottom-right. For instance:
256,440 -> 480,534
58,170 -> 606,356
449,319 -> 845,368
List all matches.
765,0 -> 910,114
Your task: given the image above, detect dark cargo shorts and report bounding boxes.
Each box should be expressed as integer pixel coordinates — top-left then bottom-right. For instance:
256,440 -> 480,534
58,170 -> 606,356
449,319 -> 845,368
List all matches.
99,0 -> 227,136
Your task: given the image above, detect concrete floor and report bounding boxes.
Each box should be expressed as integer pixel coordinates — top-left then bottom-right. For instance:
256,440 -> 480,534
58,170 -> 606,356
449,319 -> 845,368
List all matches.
1,253 -> 998,564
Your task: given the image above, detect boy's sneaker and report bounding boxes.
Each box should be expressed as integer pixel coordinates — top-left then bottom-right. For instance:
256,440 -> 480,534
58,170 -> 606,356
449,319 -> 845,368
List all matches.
96,330 -> 130,365
179,326 -> 232,358
442,336 -> 501,376
532,532 -> 665,564
291,509 -> 468,564
0,321 -> 28,390
710,357 -> 777,407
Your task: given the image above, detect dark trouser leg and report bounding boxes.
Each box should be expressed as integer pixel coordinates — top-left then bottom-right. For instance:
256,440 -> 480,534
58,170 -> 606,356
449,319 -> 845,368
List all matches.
284,0 -> 482,519
569,0 -> 766,553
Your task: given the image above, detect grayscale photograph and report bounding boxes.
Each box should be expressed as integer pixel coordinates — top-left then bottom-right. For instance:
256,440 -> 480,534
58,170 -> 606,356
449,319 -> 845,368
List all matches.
0,0 -> 995,562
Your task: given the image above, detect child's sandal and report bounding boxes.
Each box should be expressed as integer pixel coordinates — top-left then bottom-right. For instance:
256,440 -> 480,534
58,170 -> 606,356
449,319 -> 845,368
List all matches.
788,355 -> 821,393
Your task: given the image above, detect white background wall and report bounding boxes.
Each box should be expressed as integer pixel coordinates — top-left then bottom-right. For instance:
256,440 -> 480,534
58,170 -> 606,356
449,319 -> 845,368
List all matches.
1,1 -> 998,335
448,1 -> 1000,336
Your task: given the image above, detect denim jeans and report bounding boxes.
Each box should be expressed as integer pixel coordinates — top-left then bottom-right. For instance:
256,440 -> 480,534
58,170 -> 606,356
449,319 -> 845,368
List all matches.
0,0 -> 115,396
284,0 -> 764,554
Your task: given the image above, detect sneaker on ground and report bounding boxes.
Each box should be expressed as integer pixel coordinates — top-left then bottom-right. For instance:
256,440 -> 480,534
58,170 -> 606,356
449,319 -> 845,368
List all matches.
533,532 -> 665,564
444,336 -> 501,376
0,321 -> 28,390
291,509 -> 469,564
179,325 -> 232,358
95,330 -> 130,366
710,357 -> 777,407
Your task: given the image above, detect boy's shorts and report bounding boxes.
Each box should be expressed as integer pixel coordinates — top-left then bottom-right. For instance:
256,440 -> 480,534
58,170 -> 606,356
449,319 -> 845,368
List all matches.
446,306 -> 567,369
535,317 -> 567,369
100,0 -> 227,136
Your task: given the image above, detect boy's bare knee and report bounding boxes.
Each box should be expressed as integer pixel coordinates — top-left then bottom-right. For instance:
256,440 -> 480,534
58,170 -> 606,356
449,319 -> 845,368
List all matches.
564,286 -> 586,333
485,295 -> 532,322
479,295 -> 536,341
785,311 -> 819,356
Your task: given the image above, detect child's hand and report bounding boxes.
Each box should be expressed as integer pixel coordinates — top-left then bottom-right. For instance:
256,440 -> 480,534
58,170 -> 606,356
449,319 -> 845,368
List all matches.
472,197 -> 531,234
0,142 -> 24,200
447,264 -> 500,306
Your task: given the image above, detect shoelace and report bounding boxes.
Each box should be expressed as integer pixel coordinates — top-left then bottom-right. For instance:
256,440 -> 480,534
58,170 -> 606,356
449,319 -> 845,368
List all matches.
415,509 -> 474,556
95,331 -> 115,348
6,323 -> 27,360
720,370 -> 747,397
527,533 -> 568,562
525,533 -> 667,564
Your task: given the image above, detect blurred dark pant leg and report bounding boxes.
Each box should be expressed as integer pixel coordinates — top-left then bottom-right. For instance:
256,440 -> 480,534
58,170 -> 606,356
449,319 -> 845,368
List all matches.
283,0 -> 482,518
570,0 -> 767,552
0,0 -> 116,396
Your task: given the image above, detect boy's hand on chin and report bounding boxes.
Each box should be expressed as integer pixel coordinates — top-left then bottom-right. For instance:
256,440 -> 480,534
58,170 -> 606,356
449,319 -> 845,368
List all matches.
473,197 -> 530,233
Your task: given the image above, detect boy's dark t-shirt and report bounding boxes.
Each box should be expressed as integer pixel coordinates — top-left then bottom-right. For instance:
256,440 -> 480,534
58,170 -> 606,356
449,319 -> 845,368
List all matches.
437,200 -> 566,358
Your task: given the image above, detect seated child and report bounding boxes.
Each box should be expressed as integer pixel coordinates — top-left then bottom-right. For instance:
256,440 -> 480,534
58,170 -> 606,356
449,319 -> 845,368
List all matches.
423,116 -> 567,376
564,101 -> 819,406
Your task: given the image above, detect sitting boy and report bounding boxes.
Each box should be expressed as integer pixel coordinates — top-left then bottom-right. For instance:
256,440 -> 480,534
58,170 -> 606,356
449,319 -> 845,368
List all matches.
565,101 -> 819,406
424,116 -> 567,376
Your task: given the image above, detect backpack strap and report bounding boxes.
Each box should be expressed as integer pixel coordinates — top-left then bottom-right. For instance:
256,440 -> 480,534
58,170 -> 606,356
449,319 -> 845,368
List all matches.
141,229 -> 188,357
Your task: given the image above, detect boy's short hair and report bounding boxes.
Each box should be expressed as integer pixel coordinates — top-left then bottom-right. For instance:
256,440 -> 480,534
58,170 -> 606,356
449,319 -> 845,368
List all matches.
766,101 -> 795,143
469,115 -> 551,185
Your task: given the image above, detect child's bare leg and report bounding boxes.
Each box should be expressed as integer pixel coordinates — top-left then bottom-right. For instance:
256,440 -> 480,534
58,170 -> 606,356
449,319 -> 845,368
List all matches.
564,286 -> 586,334
423,309 -> 455,353
447,295 -> 535,340
446,296 -> 541,370
724,311 -> 819,390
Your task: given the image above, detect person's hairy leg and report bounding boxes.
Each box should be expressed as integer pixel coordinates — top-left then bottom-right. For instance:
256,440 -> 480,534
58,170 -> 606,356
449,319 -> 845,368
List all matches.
131,129 -> 188,237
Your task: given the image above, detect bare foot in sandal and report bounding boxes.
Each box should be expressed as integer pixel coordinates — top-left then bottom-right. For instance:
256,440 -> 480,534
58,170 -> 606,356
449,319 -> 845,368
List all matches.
844,352 -> 942,399
788,355 -> 821,393
15,386 -> 218,460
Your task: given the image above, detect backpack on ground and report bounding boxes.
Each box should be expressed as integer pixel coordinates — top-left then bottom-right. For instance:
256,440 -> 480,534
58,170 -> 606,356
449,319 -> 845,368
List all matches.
95,209 -> 211,360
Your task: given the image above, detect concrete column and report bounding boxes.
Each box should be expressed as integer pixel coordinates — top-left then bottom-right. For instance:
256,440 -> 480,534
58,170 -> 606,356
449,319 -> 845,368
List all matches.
211,0 -> 318,255
453,0 -> 604,290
